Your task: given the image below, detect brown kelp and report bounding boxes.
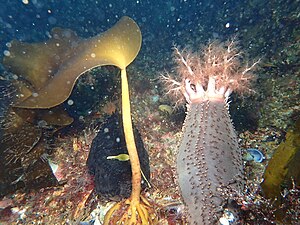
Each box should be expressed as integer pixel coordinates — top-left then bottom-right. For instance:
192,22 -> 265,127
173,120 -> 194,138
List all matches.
3,17 -> 141,109
261,118 -> 300,200
2,16 -> 157,224
0,78 -> 73,196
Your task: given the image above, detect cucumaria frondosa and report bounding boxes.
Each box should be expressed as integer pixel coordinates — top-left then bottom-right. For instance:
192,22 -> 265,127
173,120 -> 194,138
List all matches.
162,39 -> 260,224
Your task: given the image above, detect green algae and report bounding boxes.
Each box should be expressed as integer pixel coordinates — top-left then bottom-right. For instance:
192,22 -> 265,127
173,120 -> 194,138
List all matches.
261,119 -> 300,199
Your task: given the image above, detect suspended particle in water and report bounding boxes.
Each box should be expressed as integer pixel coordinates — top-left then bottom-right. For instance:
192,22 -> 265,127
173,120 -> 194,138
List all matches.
22,0 -> 29,5
3,50 -> 10,57
67,99 -> 74,105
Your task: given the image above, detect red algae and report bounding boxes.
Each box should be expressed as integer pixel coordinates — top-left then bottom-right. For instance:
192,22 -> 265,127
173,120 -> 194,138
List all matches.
164,39 -> 259,224
0,130 -> 95,224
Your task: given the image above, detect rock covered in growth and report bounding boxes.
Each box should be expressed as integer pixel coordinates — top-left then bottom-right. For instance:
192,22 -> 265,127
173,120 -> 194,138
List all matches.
87,113 -> 150,200
163,40 -> 259,224
0,78 -> 65,197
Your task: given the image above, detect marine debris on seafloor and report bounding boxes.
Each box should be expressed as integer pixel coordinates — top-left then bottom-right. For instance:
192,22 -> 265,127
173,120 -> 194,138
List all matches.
162,39 -> 259,224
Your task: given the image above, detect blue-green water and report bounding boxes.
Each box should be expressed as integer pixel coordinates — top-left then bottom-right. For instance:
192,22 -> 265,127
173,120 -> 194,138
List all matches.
0,1 -> 299,224
0,0 -> 297,67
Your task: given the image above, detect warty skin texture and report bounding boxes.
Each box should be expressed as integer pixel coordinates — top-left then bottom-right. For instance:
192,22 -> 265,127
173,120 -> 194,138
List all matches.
165,41 -> 259,224
177,79 -> 244,224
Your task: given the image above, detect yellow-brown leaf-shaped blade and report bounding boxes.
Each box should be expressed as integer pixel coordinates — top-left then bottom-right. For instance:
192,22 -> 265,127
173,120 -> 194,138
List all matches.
3,28 -> 80,91
3,16 -> 142,109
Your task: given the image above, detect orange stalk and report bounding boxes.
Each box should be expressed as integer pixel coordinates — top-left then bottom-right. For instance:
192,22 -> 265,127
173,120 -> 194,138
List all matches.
121,68 -> 142,202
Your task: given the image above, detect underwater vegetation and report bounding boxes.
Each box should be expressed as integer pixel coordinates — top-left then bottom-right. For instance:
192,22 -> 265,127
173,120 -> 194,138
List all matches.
260,124 -> 300,224
0,0 -> 299,223
1,16 -> 158,224
0,16 -> 139,195
3,17 -> 141,109
235,126 -> 300,224
0,78 -> 74,196
162,39 -> 259,224
261,118 -> 300,200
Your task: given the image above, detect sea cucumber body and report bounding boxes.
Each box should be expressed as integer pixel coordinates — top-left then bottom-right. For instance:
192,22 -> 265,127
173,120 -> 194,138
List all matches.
177,100 -> 243,225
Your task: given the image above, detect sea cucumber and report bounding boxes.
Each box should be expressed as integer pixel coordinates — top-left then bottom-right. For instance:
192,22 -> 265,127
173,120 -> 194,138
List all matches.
163,40 -> 259,224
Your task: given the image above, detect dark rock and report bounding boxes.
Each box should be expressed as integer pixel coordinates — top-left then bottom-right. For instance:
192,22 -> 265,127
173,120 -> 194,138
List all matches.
87,113 -> 150,200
